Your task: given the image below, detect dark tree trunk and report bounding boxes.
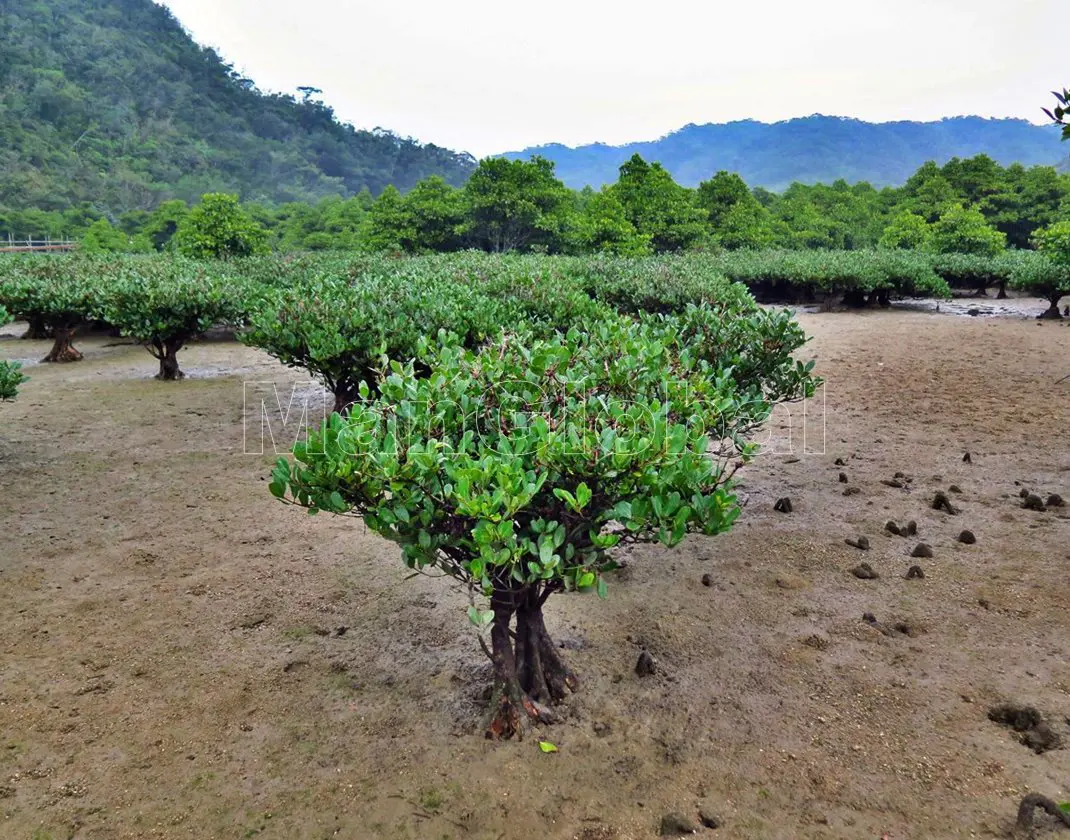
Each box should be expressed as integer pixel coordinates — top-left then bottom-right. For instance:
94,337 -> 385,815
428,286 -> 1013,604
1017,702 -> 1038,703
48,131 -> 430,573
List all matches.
151,336 -> 186,380
842,289 -> 870,308
43,326 -> 82,362
21,316 -> 51,340
516,591 -> 576,704
1039,294 -> 1064,319
996,280 -> 1008,300
331,372 -> 379,415
485,586 -> 578,740
157,344 -> 183,380
333,383 -> 360,416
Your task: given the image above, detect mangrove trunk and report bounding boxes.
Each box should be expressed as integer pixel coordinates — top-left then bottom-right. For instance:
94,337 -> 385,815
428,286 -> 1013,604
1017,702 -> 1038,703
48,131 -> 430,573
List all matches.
150,336 -> 187,380
21,316 -> 51,340
485,586 -> 578,739
333,383 -> 360,416
43,326 -> 82,363
1039,294 -> 1065,320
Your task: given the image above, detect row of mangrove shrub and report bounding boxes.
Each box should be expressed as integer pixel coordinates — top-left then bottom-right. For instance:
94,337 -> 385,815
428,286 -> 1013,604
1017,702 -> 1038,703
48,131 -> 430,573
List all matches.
709,249 -> 951,304
929,249 -> 1070,312
2,248 -> 1064,394
0,254 -> 246,378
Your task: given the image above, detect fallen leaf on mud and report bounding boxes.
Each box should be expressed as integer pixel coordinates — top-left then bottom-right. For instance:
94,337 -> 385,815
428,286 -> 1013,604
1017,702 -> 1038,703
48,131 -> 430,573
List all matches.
537,740 -> 558,753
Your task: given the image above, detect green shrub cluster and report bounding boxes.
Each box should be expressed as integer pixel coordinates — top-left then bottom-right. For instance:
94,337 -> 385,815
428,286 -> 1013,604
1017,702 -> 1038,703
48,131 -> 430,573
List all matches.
254,256 -> 819,737
710,249 -> 950,302
0,304 -> 27,400
0,254 -> 248,375
2,248 -> 1066,396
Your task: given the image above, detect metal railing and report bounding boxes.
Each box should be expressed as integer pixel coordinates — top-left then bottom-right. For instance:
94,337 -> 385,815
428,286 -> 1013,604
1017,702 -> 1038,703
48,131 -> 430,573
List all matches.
0,236 -> 78,253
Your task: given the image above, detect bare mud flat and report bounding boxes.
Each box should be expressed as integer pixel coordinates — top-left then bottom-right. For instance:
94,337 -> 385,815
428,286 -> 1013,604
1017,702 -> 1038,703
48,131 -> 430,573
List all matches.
1,311 -> 1069,840
892,292 -> 1060,319
789,292 -> 1058,320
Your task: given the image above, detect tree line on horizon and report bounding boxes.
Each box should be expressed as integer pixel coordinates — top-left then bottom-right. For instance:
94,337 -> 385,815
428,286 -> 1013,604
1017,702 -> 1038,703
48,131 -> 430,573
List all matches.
3,152 -> 1067,259
4,0 -> 1067,262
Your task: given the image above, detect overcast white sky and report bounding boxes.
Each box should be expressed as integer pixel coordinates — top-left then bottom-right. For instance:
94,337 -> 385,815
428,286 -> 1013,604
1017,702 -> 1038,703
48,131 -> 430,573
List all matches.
159,0 -> 1069,157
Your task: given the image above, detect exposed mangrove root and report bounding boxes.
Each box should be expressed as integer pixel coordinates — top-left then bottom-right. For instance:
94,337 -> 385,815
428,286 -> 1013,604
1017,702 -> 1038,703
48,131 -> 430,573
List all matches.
21,317 -> 51,340
150,336 -> 186,381
484,586 -> 578,740
42,327 -> 82,363
1013,793 -> 1070,839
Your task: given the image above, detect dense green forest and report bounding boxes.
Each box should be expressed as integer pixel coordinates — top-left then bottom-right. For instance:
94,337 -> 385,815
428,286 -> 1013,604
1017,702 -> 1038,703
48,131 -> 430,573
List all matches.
506,116 -> 1067,190
0,0 -> 1066,259
0,0 -> 475,215
7,152 -> 1067,258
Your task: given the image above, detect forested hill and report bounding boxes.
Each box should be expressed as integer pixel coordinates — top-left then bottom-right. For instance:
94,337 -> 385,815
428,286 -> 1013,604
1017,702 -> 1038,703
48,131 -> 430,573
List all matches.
504,116 -> 1066,190
0,0 -> 476,214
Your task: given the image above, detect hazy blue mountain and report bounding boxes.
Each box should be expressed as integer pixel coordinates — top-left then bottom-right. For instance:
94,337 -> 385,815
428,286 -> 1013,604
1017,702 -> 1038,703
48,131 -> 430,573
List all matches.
503,116 -> 1066,189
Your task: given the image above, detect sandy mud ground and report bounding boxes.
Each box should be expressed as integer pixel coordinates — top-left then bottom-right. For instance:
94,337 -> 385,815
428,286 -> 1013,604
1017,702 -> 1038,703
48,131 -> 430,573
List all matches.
0,306 -> 1068,840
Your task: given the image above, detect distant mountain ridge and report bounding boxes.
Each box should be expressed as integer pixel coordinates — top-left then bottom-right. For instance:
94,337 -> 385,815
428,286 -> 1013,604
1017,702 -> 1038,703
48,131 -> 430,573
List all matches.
503,116 -> 1066,190
0,0 -> 476,214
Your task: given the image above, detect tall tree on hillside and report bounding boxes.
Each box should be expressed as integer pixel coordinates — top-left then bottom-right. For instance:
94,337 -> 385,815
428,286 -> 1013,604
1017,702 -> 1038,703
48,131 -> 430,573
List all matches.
610,155 -> 707,252
81,218 -> 129,253
713,203 -> 777,250
770,192 -> 845,250
879,210 -> 933,250
362,177 -> 465,253
405,176 -> 466,252
695,171 -> 776,249
901,163 -> 961,222
929,205 -> 1006,256
140,200 -> 190,251
175,194 -> 268,259
979,164 -> 1070,249
320,194 -> 370,248
462,157 -> 572,253
571,190 -> 652,255
361,186 -> 415,252
695,171 -> 753,227
273,202 -> 326,252
941,155 -> 1005,206
774,181 -> 884,249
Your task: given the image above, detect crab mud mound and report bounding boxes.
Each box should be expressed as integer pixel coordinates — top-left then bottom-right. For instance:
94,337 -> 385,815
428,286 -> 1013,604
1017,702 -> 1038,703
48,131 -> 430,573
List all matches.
0,311 -> 1068,839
